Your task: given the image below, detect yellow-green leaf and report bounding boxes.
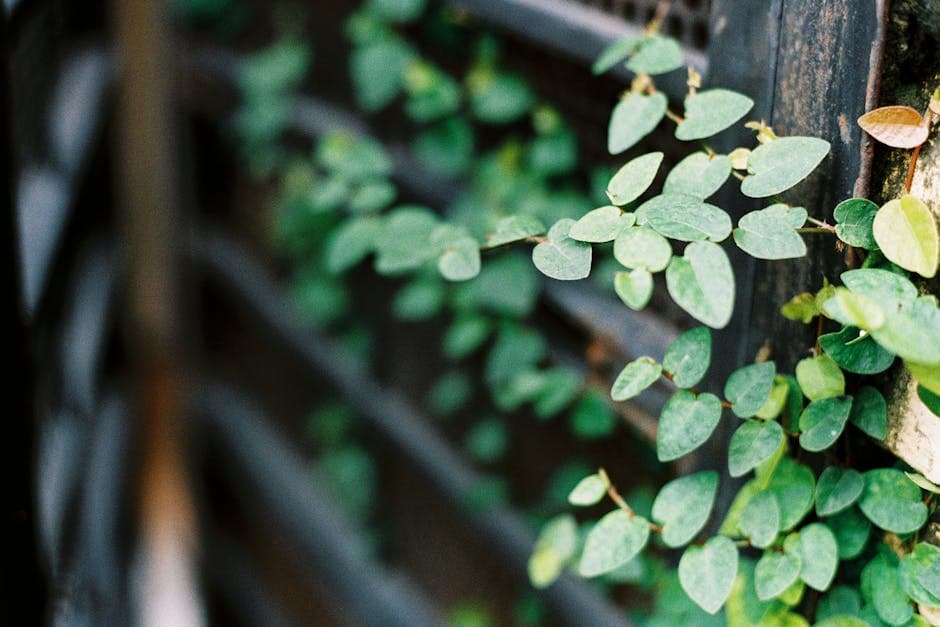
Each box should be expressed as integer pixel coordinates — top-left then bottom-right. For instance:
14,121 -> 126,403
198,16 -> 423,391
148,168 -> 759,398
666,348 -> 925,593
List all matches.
872,194 -> 939,278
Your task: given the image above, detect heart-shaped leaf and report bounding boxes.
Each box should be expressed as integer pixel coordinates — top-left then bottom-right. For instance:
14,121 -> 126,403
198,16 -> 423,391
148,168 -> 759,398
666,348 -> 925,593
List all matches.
849,386 -> 887,440
828,507 -> 870,560
611,356 -> 662,401
678,536 -> 738,614
579,509 -> 651,577
834,198 -> 879,249
608,92 -> 668,154
862,554 -> 913,626
733,204 -> 808,260
432,225 -> 481,281
724,362 -> 776,418
787,523 -> 839,591
900,542 -> 940,607
656,390 -> 723,461
815,467 -> 864,517
607,152 -> 664,205
570,206 -> 632,243
819,327 -> 895,375
858,105 -> 929,148
755,551 -> 802,601
651,471 -> 718,547
795,354 -> 845,400
741,137 -> 830,198
528,514 -> 579,588
822,288 -> 886,331
641,194 -> 732,242
739,491 -> 781,548
568,473 -> 610,506
663,152 -> 732,199
532,219 -> 592,280
614,226 -> 672,271
859,468 -> 928,534
666,241 -> 735,329
840,268 -> 918,312
799,396 -> 853,452
871,297 -> 940,365
614,269 -> 654,310
592,35 -> 643,75
663,326 -> 711,389
676,89 -> 754,140
374,206 -> 441,275
326,216 -> 382,274
484,215 -> 546,248
872,194 -> 939,278
767,457 -> 815,531
728,419 -> 784,477
626,35 -> 684,76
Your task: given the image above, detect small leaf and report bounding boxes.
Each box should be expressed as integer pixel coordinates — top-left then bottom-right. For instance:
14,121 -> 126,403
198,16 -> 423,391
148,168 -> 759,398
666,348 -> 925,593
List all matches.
651,471 -> 719,547
641,193 -> 733,242
906,472 -> 940,495
858,105 -> 929,148
657,391 -> 723,461
741,137 -> 830,198
528,514 -> 579,588
733,205 -> 808,260
676,89 -> 754,141
834,198 -> 879,249
872,194 -> 939,278
614,269 -> 654,310
822,288 -> 886,331
798,396 -> 852,452
917,546 -> 940,600
436,235 -> 481,281
728,419 -> 784,477
568,473 -> 610,506
532,219 -> 593,280
608,92 -> 668,154
820,326 -> 895,375
666,241 -> 735,328
592,35 -> 643,75
871,296 -> 940,365
663,326 -> 711,389
841,268 -> 918,312
374,206 -> 440,274
781,293 -> 820,324
606,152 -> 664,205
724,362 -> 776,418
827,507 -> 871,560
485,215 -> 546,248
755,551 -> 801,601
795,354 -> 845,401
443,315 -> 491,360
614,226 -> 672,272
663,152 -> 732,200
325,216 -> 382,274
470,73 -> 533,124
848,386 -> 887,440
862,554 -> 913,626
908,360 -> 940,396
678,536 -> 738,614
626,35 -> 684,76
815,467 -> 864,517
859,468 -> 928,534
569,391 -> 617,439
578,510 -> 651,577
767,457 -> 815,531
611,357 -> 662,401
570,206 -> 632,243
900,542 -> 940,607
739,490 -> 781,549
788,523 -> 839,591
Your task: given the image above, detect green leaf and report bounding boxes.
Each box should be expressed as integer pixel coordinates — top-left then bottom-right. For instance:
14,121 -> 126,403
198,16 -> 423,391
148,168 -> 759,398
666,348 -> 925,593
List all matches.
781,293 -> 820,324
862,554 -> 913,626
908,360 -> 940,396
608,92 -> 668,154
740,137 -> 830,198
455,252 -> 540,317
724,362 -> 776,418
822,288 -> 886,330
641,193 -> 733,242
766,457 -> 815,531
533,367 -> 582,418
578,510 -> 651,577
739,491 -> 781,549
678,536 -> 739,614
528,514 -> 578,588
663,152 -> 732,200
443,315 -> 491,360
859,468 -> 928,534
614,269 -> 654,310
900,542 -> 940,607
666,241 -> 735,329
656,390 -> 723,461
755,551 -> 802,601
433,227 -> 481,281
568,473 -> 610,506
350,39 -> 414,111
607,152 -> 664,205
392,278 -> 445,320
819,326 -> 895,375
787,523 -> 838,591
651,471 -> 718,548
570,391 -> 617,439
532,219 -> 593,280
815,467 -> 864,517
464,418 -> 508,463
325,216 -> 382,274
795,354 -> 845,400
798,396 -> 852,452
592,35 -> 643,74
728,419 -> 785,478
848,386 -> 887,440
816,586 -> 862,622
840,268 -> 918,312
756,377 -> 789,420
871,296 -> 940,365
920,385 -> 940,417
827,507 -> 871,560
676,89 -> 754,141
733,204 -> 808,260
917,547 -> 940,601
613,226 -> 672,272
907,472 -> 940,495
834,198 -> 879,249
484,215 -> 546,248
367,0 -> 426,22
872,195 -> 939,278
484,325 -> 546,389
374,206 -> 440,274
349,179 -> 397,214
413,117 -> 474,176
570,206 -> 632,243
663,327 -> 711,389
626,35 -> 684,75
611,356 -> 662,401
470,73 -> 533,124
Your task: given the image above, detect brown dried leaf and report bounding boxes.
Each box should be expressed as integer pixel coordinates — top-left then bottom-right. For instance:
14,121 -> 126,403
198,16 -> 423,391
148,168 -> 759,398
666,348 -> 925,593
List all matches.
858,105 -> 928,149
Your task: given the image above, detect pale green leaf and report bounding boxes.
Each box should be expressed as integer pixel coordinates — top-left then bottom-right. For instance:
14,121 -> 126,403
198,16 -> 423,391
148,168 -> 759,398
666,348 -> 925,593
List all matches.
608,92 -> 668,154
859,468 -> 928,534
613,226 -> 672,272
676,89 -> 754,141
570,206 -> 633,243
871,296 -> 940,365
766,457 -> 815,531
740,137 -> 830,198
755,551 -> 801,601
815,467 -> 864,517
739,491 -> 780,549
611,356 -> 662,401
578,510 -> 651,577
840,268 -> 918,313
325,216 -> 382,274
862,554 -> 913,626
795,354 -> 845,400
872,194 -> 939,278
592,35 -> 643,75
484,215 -> 546,248
787,523 -> 838,591
900,542 -> 940,607
728,419 -> 784,478
678,536 -> 738,614
834,198 -> 879,249
641,193 -> 733,242
528,514 -> 578,588
614,269 -> 654,310
827,507 -> 871,560
607,152 -> 664,205
724,362 -> 776,418
798,396 -> 852,452
568,473 -> 610,506
656,390 -> 723,461
663,326 -> 711,389
532,219 -> 592,280
733,204 -> 807,260
666,241 -> 735,329
626,35 -> 684,75
663,152 -> 732,200
651,471 -> 718,548
374,206 -> 440,274
821,288 -> 886,331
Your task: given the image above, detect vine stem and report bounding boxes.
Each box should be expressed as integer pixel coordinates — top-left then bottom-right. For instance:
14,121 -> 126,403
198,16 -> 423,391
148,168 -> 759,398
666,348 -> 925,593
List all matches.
600,468 -> 664,532
797,227 -> 836,235
905,108 -> 935,193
